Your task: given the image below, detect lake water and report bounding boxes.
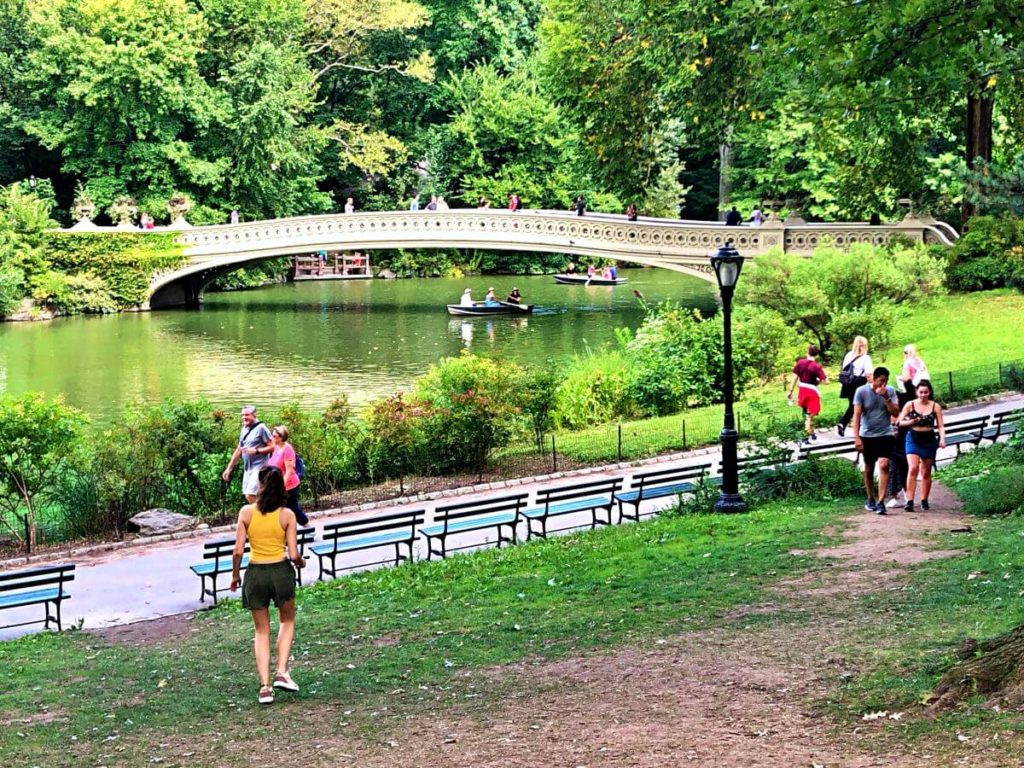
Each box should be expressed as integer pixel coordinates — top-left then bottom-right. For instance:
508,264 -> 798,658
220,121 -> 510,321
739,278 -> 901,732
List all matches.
0,269 -> 716,421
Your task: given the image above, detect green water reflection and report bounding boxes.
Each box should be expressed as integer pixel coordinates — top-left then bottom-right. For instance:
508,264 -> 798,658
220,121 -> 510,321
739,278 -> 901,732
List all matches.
0,269 -> 716,420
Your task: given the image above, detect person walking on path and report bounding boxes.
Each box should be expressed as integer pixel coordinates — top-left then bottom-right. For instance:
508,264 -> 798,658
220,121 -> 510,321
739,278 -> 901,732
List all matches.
223,406 -> 273,503
899,344 -> 929,405
897,380 -> 946,511
852,367 -> 901,514
788,345 -> 828,443
885,417 -> 910,510
837,336 -> 872,436
230,466 -> 304,705
268,425 -> 307,526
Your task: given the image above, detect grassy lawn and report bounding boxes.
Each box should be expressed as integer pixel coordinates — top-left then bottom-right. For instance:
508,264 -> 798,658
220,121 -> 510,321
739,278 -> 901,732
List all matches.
1,499 -> 846,765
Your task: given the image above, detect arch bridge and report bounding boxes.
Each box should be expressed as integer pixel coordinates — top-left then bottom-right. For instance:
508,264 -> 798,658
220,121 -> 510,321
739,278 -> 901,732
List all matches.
149,210 -> 959,309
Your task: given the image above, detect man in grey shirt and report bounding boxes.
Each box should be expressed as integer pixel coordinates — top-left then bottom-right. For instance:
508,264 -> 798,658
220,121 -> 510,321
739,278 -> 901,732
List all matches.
222,405 -> 273,502
852,367 -> 901,514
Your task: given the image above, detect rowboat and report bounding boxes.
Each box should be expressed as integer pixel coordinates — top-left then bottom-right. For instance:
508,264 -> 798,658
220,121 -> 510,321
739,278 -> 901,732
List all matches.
446,301 -> 534,316
553,273 -> 628,286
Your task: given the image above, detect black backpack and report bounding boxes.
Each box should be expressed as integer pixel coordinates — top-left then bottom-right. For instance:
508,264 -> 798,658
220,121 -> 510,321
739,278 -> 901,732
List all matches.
838,355 -> 862,386
295,454 -> 306,480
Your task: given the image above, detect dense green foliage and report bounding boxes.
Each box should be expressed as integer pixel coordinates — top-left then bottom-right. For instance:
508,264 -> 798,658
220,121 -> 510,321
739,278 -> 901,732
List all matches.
946,216 -> 1024,292
737,242 -> 946,359
941,439 -> 1024,517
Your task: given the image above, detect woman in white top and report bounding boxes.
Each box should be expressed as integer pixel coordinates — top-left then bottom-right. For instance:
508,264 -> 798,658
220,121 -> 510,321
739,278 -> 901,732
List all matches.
837,335 -> 872,436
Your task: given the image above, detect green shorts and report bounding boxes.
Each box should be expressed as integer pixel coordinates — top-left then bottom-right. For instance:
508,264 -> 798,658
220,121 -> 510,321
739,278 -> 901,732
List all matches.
242,560 -> 296,610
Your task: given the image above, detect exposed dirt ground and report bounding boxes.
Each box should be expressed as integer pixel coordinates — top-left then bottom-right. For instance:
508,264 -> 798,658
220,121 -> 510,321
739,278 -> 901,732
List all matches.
93,484 -> 1024,767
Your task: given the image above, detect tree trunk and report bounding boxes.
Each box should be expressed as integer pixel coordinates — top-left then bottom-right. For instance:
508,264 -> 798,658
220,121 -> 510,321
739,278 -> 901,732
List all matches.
718,140 -> 733,221
963,90 -> 994,224
929,624 -> 1024,711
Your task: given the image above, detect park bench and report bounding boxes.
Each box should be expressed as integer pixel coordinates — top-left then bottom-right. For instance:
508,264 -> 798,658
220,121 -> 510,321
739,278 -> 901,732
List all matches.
522,477 -> 624,539
943,415 -> 990,455
0,563 -> 75,631
190,526 -> 315,605
797,438 -> 860,463
713,451 -> 786,482
616,461 -> 714,522
421,492 -> 528,560
981,409 -> 1021,443
312,508 -> 425,581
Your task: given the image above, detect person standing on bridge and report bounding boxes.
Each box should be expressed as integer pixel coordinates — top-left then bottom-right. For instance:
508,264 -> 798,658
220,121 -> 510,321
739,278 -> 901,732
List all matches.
344,197 -> 355,214
230,209 -> 239,225
223,406 -> 273,503
409,191 -> 420,211
230,466 -> 304,705
572,195 -> 586,216
436,195 -> 450,211
725,206 -> 742,226
426,195 -> 438,211
626,203 -> 638,221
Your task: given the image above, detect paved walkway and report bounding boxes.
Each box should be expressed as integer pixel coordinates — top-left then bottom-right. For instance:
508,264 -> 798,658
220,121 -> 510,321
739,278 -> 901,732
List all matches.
1,394 -> 1020,641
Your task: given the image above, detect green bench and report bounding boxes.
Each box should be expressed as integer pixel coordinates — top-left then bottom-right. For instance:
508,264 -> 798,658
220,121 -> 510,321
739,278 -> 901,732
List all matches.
312,508 -> 425,581
523,477 -> 624,539
0,563 -> 75,631
190,527 -> 314,605
616,462 -> 714,522
943,415 -> 990,455
797,438 -> 860,463
981,409 -> 1020,443
421,493 -> 528,560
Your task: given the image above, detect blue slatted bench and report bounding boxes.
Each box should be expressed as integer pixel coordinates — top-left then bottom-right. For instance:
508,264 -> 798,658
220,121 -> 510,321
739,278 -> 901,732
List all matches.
617,462 -> 714,522
312,508 -> 424,581
523,477 -> 624,539
797,438 -> 860,462
981,409 -> 1020,443
943,415 -> 990,455
421,492 -> 528,560
190,527 -> 314,604
0,563 -> 75,631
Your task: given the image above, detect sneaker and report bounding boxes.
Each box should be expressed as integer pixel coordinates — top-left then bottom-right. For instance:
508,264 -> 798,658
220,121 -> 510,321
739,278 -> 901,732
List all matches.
273,671 -> 299,692
258,686 -> 274,705
864,499 -> 877,512
886,497 -> 902,508
904,500 -> 914,512
921,498 -> 930,511
837,423 -> 846,437
875,504 -> 887,516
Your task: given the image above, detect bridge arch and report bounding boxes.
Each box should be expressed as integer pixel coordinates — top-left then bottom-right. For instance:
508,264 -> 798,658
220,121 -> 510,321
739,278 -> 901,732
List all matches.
147,210 -> 957,309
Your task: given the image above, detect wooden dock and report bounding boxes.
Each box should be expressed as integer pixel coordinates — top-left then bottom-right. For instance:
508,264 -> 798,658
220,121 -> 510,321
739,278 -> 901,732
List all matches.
293,253 -> 372,280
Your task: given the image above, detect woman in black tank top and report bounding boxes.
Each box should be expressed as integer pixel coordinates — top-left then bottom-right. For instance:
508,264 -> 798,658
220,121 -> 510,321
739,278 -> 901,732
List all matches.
896,380 -> 946,511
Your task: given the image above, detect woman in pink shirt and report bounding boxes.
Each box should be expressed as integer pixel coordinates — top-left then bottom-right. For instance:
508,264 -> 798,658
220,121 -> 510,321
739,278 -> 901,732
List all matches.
268,425 -> 307,526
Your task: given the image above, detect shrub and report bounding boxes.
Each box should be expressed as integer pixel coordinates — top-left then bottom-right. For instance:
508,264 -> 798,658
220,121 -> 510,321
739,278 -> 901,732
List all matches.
553,351 -> 635,429
744,457 -> 864,503
0,393 -> 88,550
956,467 -> 1024,516
415,354 -> 526,472
946,216 -> 1024,292
624,303 -> 757,415
363,394 -> 427,482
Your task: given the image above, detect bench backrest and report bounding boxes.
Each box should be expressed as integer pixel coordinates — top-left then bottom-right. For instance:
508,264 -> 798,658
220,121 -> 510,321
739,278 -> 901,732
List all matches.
0,563 -> 75,593
202,538 -> 248,560
535,477 -> 624,508
944,415 -> 989,438
799,440 -> 859,461
631,462 -> 713,492
434,492 -> 529,532
322,509 -> 425,542
992,409 -> 1021,436
719,452 -> 784,475
296,526 -> 316,554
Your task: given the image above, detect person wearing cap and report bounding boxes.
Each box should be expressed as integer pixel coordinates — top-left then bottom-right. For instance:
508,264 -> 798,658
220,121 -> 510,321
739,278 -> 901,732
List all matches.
222,406 -> 273,502
459,288 -> 475,307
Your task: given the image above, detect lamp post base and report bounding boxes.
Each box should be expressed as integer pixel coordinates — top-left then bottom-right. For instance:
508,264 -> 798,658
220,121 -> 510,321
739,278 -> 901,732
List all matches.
714,492 -> 747,514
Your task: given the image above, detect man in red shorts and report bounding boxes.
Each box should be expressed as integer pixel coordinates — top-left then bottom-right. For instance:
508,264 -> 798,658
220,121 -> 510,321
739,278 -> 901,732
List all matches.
788,345 -> 828,444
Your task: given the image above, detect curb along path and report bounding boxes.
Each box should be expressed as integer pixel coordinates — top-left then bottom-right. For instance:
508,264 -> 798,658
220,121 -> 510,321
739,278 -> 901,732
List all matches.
0,393 -> 1020,641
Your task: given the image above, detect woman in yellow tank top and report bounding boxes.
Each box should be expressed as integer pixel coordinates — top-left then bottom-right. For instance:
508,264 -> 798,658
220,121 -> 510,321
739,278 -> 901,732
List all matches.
230,466 -> 305,705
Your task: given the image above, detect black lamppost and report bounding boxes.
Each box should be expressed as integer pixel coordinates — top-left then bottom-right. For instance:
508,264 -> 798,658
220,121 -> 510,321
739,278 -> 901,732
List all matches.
710,242 -> 746,513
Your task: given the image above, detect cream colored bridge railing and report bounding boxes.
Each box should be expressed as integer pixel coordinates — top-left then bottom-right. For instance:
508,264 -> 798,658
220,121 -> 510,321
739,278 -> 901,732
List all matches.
149,209 -> 958,308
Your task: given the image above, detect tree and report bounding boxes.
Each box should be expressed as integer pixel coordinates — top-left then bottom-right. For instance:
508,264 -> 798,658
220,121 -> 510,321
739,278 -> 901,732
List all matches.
736,244 -> 946,359
0,393 -> 86,552
22,0 -> 221,211
778,0 -> 1024,221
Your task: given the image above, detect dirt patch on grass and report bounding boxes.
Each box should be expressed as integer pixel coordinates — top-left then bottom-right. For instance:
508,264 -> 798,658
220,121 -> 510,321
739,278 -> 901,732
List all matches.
89,612 -> 197,647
